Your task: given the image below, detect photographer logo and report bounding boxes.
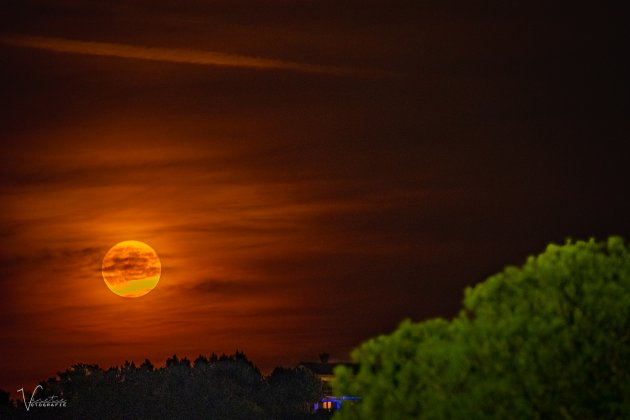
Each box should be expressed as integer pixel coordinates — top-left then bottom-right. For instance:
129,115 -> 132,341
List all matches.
17,385 -> 67,411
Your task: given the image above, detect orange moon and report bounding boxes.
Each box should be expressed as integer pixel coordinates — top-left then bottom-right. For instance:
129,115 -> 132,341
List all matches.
101,240 -> 161,298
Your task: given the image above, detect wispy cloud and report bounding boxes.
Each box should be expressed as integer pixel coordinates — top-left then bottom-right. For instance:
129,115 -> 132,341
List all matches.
0,34 -> 391,78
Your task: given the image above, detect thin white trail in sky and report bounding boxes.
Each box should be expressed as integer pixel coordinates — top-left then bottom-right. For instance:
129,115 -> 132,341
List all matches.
0,34 -> 393,78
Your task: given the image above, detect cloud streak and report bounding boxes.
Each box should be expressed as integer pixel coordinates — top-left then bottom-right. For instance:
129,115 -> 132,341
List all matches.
0,34 -> 391,78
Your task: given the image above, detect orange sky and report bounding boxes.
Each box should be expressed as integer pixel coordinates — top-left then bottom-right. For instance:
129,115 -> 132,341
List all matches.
1,0 -> 627,395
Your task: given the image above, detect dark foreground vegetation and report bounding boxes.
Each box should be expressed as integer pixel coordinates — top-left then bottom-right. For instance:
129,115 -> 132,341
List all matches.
1,352 -> 325,420
335,237 -> 630,419
2,237 -> 628,419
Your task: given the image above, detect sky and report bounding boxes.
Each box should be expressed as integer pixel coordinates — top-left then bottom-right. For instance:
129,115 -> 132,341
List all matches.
0,0 -> 628,394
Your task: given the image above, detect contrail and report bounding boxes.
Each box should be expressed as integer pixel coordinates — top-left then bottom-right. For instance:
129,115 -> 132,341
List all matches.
0,34 -> 393,78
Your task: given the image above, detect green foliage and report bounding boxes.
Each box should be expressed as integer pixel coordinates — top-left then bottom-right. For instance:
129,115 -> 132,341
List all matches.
334,237 -> 630,419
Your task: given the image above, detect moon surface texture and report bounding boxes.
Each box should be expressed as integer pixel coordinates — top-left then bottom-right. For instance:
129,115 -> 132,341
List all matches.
102,240 -> 161,298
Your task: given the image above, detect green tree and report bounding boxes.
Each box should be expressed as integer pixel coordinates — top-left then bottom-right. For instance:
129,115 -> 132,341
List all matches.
334,237 -> 630,419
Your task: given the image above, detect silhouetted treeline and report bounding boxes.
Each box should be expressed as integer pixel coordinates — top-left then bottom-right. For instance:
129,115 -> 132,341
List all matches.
1,351 -> 326,420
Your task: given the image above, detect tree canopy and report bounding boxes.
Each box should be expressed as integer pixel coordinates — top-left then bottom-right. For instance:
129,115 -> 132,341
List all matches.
334,237 -> 630,419
3,351 -> 323,420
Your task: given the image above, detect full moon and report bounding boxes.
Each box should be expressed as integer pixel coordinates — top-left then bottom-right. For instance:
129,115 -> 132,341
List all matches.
102,240 -> 161,298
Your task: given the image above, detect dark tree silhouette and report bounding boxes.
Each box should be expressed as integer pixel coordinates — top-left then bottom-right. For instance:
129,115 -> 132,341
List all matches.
0,389 -> 13,407
266,366 -> 323,419
4,352 -> 323,419
0,388 -> 17,419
